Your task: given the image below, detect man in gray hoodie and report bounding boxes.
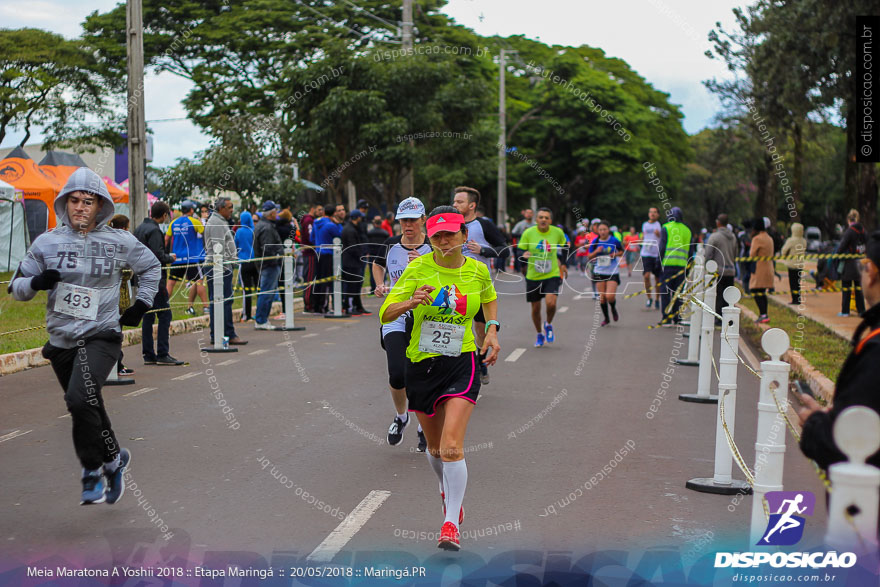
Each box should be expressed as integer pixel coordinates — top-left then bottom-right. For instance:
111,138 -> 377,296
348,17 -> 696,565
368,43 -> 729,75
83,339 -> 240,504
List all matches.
704,213 -> 738,322
10,167 -> 160,506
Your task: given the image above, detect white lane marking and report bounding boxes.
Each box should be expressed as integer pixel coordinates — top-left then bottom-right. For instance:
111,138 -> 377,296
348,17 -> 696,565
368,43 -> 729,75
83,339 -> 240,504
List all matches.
0,429 -> 32,443
558,306 -> 569,313
58,414 -> 71,419
326,326 -> 341,331
172,371 -> 202,381
307,490 -> 391,563
276,341 -> 292,346
248,349 -> 269,355
573,294 -> 587,300
216,359 -> 239,366
303,333 -> 319,338
505,348 -> 527,362
124,387 -> 156,398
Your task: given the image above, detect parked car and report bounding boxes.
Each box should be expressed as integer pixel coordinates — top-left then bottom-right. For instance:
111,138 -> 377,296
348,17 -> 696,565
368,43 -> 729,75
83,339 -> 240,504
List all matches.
805,226 -> 823,252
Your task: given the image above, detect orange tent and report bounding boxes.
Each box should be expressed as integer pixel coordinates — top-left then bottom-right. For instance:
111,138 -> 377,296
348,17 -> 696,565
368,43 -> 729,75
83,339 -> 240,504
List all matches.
0,147 -> 59,239
102,176 -> 128,203
40,151 -> 129,205
38,151 -> 85,187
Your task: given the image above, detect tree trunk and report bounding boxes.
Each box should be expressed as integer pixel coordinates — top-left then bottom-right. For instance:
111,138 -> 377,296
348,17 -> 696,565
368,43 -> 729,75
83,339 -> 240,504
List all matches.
858,162 -> 878,231
791,122 -> 803,224
844,103 -> 859,215
753,153 -> 772,220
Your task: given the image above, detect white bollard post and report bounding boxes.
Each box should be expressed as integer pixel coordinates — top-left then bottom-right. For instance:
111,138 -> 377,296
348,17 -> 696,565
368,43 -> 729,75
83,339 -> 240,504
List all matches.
749,328 -> 791,547
680,259 -> 719,403
687,286 -> 752,495
825,406 -> 880,553
204,243 -> 236,353
103,359 -> 134,386
676,256 -> 704,365
278,239 -> 305,331
326,237 -> 345,318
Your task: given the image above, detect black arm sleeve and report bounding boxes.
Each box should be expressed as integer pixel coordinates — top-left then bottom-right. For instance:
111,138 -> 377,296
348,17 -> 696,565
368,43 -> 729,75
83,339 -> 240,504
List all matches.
477,218 -> 508,258
557,236 -> 572,266
659,226 -> 668,260
800,343 -> 880,470
373,236 -> 400,268
149,228 -> 175,266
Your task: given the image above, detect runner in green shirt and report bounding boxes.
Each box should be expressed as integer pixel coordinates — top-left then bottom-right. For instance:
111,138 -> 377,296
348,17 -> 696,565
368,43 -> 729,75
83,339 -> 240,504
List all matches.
380,205 -> 500,552
516,208 -> 568,347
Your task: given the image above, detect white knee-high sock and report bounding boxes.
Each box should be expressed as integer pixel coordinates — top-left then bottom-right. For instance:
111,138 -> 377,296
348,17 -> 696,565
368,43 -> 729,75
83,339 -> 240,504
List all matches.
426,453 -> 444,494
442,459 -> 467,527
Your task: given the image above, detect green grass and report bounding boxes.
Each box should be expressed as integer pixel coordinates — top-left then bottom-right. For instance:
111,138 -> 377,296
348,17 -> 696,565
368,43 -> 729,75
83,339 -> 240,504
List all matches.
0,270 -> 262,354
738,292 -> 849,384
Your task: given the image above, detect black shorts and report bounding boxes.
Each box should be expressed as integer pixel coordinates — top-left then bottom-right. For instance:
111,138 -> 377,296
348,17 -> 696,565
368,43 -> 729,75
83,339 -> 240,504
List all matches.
474,306 -> 485,323
525,277 -> 562,303
168,264 -> 203,282
405,351 -> 480,416
593,273 -> 621,284
642,256 -> 662,277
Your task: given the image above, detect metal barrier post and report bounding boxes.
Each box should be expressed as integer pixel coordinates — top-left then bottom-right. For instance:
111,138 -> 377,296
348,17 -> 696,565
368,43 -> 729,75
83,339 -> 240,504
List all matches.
103,359 -> 134,386
749,328 -> 790,547
687,286 -> 752,495
825,406 -> 880,553
676,256 -> 704,365
326,237 -> 345,319
278,239 -> 305,331
204,242 -> 236,353
680,259 -> 719,403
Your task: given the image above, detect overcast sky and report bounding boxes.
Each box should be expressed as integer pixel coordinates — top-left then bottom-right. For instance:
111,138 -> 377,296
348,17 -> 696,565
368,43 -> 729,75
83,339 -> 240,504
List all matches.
1,0 -> 744,168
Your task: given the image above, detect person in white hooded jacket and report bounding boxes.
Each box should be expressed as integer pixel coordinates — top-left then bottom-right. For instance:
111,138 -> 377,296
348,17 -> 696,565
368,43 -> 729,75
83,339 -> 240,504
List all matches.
9,167 -> 160,505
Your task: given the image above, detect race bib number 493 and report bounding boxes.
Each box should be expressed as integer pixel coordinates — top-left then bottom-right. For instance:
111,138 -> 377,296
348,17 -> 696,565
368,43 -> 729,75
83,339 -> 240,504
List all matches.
53,282 -> 98,321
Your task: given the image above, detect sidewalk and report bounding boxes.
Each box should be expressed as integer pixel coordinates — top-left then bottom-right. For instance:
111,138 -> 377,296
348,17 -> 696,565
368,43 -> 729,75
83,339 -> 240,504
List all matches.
768,266 -> 860,341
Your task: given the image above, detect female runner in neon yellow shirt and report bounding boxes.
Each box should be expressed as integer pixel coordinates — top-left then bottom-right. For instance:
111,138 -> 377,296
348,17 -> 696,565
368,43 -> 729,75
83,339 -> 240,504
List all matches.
380,206 -> 501,551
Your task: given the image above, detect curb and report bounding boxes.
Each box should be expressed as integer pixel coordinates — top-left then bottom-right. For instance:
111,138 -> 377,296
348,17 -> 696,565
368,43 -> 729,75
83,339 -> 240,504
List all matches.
0,300 -> 298,377
737,302 -> 835,405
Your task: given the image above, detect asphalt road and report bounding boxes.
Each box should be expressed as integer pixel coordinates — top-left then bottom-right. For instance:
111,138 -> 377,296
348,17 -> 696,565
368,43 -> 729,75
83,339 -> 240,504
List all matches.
0,269 -> 830,579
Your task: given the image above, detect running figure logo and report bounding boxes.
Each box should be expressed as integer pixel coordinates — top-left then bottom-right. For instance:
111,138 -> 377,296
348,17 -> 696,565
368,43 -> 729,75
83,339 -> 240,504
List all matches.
431,284 -> 467,316
759,491 -> 815,546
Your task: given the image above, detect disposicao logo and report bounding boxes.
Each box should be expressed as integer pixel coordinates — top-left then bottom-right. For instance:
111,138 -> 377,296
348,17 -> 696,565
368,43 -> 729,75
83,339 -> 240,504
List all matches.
431,284 -> 467,316
759,491 -> 815,546
714,490 -> 857,570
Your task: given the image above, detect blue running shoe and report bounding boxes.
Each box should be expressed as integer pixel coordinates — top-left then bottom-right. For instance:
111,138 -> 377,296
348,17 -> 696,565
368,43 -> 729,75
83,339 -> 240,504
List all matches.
535,333 -> 545,347
104,448 -> 131,504
544,322 -> 554,343
81,469 -> 106,505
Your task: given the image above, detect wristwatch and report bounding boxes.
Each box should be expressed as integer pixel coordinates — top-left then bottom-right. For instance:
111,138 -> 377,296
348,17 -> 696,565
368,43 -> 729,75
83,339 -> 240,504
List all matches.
485,319 -> 501,333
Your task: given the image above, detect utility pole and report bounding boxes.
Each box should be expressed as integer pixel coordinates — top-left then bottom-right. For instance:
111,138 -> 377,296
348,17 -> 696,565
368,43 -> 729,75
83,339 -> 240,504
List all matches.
402,0 -> 413,50
402,0 -> 415,198
126,0 -> 147,224
497,49 -> 508,229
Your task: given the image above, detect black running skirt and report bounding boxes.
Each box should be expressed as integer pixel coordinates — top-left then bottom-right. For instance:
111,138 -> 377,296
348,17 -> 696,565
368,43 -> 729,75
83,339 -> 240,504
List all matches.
405,351 -> 480,416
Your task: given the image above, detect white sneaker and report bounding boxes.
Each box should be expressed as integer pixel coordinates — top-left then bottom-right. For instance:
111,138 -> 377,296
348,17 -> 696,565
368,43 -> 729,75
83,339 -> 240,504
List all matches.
254,322 -> 276,330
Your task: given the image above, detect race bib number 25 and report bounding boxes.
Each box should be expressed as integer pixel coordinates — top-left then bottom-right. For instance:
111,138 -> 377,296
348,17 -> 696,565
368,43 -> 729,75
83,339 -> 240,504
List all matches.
419,320 -> 465,356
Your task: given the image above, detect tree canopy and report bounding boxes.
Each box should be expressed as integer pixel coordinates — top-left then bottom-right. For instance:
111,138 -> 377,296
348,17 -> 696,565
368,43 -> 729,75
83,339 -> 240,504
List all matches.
0,28 -> 120,149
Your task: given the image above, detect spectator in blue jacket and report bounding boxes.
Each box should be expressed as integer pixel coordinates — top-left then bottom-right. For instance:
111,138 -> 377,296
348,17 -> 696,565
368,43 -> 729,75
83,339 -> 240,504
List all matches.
235,211 -> 257,321
313,203 -> 345,314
